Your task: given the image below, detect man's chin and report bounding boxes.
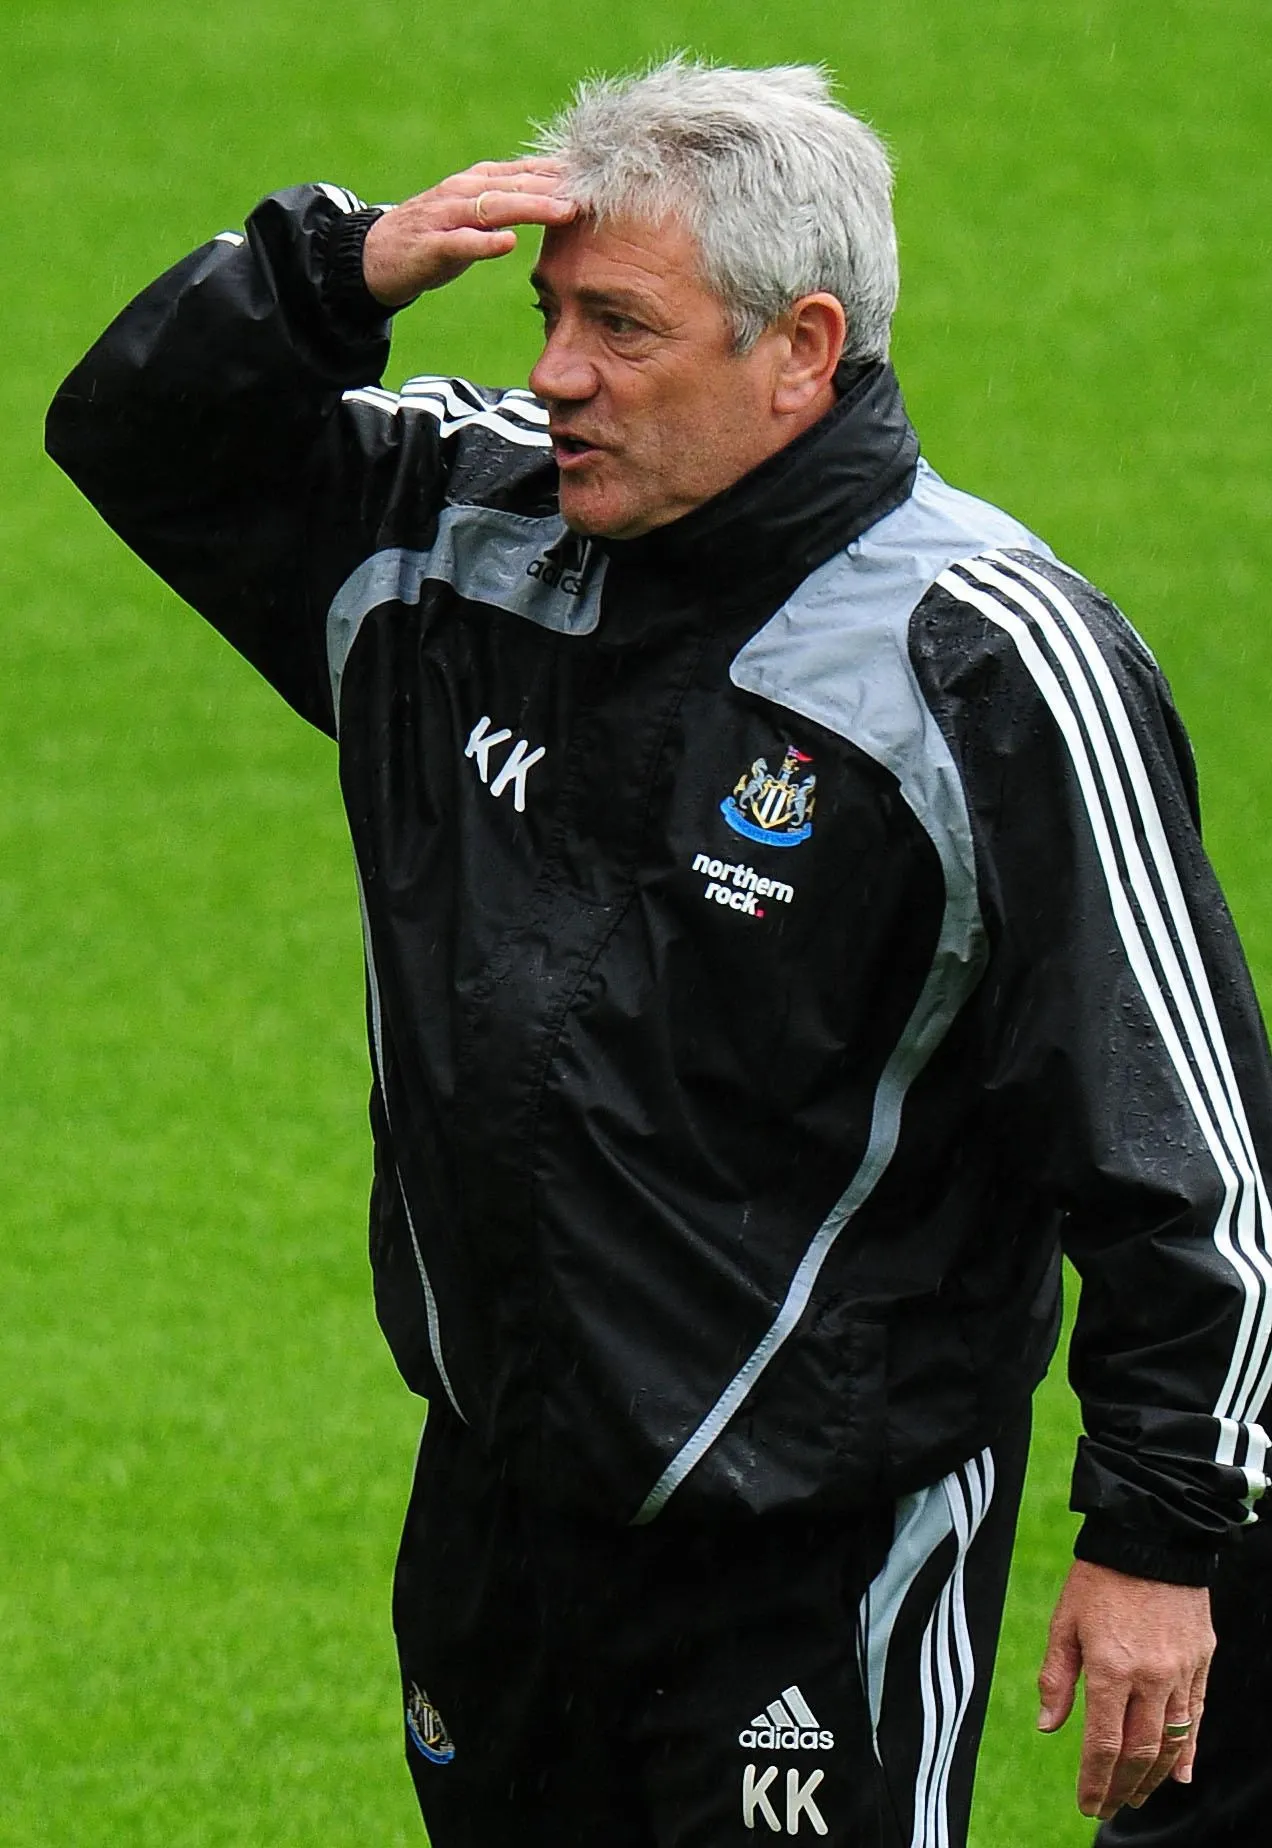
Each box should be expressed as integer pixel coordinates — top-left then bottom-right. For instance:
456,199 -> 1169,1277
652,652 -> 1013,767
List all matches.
558,482 -> 656,542
558,483 -> 620,539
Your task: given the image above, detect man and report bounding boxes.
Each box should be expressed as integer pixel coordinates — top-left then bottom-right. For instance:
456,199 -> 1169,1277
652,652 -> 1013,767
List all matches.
46,58 -> 1272,1848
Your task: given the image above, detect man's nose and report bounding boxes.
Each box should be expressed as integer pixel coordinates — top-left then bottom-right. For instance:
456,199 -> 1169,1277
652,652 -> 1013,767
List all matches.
529,325 -> 596,405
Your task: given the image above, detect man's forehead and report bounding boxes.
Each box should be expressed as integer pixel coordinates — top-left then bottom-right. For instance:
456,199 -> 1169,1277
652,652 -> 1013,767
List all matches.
533,212 -> 706,300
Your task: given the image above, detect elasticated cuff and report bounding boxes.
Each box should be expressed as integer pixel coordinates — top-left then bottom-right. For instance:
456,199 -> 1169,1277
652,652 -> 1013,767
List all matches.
319,206 -> 392,329
1074,1517 -> 1222,1588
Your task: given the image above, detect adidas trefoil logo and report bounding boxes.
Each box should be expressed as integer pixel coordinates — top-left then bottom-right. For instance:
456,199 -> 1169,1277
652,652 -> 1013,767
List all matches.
737,1685 -> 834,1753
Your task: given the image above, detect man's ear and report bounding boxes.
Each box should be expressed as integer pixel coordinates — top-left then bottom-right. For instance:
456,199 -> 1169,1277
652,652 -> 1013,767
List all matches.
772,294 -> 847,415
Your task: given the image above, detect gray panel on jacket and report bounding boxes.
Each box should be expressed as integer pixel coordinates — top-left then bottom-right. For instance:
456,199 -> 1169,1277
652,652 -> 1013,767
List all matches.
326,504 -> 604,725
635,463 -> 1054,1522
729,457 -> 1053,966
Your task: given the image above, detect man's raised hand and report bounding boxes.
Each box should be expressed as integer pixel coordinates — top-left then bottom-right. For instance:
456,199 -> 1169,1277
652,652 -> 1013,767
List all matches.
362,160 -> 576,308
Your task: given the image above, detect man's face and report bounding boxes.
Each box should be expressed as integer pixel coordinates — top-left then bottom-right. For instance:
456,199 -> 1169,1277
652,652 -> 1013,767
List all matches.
528,215 -> 792,540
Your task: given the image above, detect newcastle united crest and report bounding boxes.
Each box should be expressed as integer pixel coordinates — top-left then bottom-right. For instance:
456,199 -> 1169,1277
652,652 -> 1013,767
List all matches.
721,746 -> 816,848
406,1681 -> 456,1764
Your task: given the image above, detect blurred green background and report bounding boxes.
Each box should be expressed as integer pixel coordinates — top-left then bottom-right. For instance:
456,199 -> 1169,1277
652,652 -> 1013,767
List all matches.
3,1 -> 1269,1842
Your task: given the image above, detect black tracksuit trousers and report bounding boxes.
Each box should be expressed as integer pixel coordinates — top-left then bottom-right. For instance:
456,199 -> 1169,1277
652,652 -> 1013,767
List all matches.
1096,1511 -> 1272,1848
392,1404 -> 1030,1846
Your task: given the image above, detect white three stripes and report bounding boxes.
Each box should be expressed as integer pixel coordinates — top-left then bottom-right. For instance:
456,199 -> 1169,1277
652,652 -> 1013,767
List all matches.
911,1451 -> 994,1848
939,553 -> 1272,1478
985,554 -> 1272,1434
343,376 -> 552,450
317,182 -> 366,215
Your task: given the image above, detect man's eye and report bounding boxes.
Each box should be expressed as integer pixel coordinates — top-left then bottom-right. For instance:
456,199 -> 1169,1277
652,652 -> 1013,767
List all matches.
603,314 -> 643,337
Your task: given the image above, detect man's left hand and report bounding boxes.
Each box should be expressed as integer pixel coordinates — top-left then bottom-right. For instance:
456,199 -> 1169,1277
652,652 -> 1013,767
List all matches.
1037,1560 -> 1214,1821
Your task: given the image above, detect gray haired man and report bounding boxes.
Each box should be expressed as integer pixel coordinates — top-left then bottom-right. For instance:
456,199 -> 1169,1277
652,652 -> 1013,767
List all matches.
47,59 -> 1271,1847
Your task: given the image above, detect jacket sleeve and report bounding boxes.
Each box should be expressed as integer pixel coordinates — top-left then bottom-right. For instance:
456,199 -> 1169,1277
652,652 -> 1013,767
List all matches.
46,185 -> 438,735
922,548 -> 1272,1586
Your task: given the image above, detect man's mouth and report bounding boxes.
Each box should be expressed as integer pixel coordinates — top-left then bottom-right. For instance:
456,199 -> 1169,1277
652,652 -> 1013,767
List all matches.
551,432 -> 605,469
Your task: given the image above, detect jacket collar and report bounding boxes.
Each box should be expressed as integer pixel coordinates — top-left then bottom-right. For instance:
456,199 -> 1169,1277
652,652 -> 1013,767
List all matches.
597,360 -> 919,604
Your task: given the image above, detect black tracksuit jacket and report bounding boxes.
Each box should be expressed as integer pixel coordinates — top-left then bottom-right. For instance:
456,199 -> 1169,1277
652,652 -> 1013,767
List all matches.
46,183 -> 1272,1583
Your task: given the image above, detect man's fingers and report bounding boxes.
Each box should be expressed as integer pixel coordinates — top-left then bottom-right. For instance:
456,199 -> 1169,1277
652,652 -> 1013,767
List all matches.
1037,1618 -> 1080,1732
436,164 -> 568,202
1080,1684 -> 1204,1820
1131,1697 -> 1194,1803
363,189 -> 575,304
463,157 -> 566,179
1169,1663 -> 1208,1786
417,192 -> 574,232
1075,1678 -> 1133,1818
464,189 -> 578,231
438,173 -> 570,203
403,190 -> 576,236
1097,1687 -> 1180,1818
428,227 -> 520,269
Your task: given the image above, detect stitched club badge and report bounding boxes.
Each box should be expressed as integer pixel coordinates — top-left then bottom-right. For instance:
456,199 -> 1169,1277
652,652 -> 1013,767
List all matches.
721,747 -> 817,848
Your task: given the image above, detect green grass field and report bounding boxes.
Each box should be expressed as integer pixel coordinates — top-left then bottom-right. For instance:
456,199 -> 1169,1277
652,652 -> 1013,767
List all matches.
3,1 -> 1269,1842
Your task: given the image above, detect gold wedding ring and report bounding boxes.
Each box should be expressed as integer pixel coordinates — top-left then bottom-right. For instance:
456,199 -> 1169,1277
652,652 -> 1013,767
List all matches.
474,191 -> 493,226
1163,1720 -> 1193,1739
